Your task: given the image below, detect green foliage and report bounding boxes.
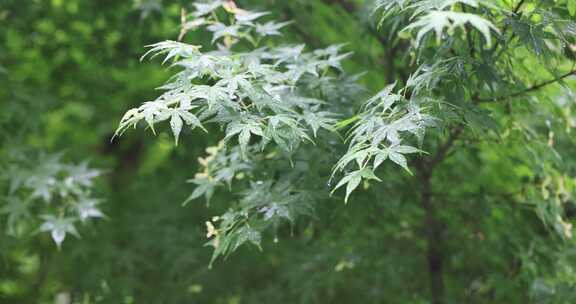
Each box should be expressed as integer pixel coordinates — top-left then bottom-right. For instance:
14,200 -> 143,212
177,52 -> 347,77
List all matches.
0,152 -> 103,248
115,0 -> 358,263
331,80 -> 434,200
2,0 -> 576,303
113,0 -> 576,301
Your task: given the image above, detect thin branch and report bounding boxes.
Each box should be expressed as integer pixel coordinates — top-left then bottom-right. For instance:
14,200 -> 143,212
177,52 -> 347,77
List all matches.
462,4 -> 476,59
489,0 -> 526,54
476,69 -> 576,103
428,124 -> 465,171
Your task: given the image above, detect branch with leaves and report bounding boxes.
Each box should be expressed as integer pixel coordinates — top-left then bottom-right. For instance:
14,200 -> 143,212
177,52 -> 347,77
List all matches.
115,0 -> 363,263
478,68 -> 576,103
0,153 -> 104,248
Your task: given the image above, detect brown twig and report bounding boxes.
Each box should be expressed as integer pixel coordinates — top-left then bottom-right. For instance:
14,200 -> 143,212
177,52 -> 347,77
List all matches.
476,69 -> 576,103
489,0 -> 526,54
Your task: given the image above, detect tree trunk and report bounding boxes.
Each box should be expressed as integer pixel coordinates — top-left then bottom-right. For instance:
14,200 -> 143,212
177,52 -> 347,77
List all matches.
420,171 -> 445,304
